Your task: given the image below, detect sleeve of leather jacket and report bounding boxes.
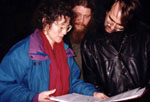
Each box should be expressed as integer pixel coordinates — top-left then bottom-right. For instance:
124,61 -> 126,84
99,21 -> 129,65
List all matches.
81,39 -> 103,92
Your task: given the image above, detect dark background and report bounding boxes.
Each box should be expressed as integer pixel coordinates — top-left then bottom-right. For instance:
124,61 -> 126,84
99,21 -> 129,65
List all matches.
0,0 -> 41,61
0,0 -> 150,62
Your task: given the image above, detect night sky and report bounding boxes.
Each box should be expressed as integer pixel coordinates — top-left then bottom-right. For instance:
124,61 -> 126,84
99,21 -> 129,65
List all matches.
0,0 -> 41,61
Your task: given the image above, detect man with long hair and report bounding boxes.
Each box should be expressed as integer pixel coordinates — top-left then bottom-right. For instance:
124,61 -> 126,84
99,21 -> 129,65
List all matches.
64,0 -> 96,79
82,0 -> 150,101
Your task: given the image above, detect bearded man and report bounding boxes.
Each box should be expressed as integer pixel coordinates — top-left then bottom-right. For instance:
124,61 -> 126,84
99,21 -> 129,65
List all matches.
64,0 -> 96,79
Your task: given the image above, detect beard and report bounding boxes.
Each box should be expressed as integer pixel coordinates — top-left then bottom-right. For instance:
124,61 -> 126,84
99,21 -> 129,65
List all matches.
73,23 -> 87,33
70,23 -> 88,44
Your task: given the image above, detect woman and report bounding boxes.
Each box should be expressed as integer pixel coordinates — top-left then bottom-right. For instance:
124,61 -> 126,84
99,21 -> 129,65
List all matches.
0,0 -> 107,102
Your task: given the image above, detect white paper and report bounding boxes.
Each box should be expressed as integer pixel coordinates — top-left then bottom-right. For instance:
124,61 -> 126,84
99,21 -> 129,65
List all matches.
50,87 -> 145,102
102,87 -> 145,102
50,93 -> 103,102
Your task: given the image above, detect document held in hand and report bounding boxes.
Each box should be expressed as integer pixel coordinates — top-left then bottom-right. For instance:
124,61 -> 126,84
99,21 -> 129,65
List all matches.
50,87 -> 145,102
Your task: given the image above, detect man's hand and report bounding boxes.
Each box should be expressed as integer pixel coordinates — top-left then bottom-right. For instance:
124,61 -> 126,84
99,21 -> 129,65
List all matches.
94,92 -> 109,99
38,89 -> 56,102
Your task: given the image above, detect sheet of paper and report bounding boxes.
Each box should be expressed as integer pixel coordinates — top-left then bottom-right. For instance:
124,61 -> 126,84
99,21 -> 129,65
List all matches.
50,93 -> 103,102
50,87 -> 145,102
102,87 -> 145,102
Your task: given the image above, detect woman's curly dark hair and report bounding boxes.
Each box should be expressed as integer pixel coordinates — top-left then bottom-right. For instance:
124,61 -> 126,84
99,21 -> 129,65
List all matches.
32,0 -> 73,30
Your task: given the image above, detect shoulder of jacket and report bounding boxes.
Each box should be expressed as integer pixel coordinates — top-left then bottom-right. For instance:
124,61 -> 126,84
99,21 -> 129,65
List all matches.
64,43 -> 75,57
9,36 -> 30,54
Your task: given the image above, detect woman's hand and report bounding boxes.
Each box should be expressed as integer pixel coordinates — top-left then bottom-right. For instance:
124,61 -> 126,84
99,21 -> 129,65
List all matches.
38,89 -> 56,102
94,92 -> 109,99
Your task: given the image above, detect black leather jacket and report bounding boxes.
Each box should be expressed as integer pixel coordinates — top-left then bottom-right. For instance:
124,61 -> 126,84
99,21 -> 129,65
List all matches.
81,21 -> 150,97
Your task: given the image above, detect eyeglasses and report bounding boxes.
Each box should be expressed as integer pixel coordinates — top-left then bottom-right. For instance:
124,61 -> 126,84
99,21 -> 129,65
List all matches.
106,15 -> 124,32
55,22 -> 72,33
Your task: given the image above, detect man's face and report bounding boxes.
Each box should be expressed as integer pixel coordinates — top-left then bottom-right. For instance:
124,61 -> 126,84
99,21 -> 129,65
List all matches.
72,5 -> 92,32
104,2 -> 124,34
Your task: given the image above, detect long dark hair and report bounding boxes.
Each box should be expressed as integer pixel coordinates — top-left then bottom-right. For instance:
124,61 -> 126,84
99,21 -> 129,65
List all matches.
106,0 -> 141,26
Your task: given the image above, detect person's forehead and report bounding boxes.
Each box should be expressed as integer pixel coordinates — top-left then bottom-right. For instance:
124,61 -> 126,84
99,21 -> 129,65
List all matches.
109,2 -> 122,18
107,2 -> 123,25
72,5 -> 91,15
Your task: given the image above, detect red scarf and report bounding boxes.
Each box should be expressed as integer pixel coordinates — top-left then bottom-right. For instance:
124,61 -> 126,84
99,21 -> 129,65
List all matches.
40,31 -> 70,96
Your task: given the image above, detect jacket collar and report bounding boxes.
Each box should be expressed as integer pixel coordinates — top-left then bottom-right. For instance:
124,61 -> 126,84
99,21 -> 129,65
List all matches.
29,29 -> 49,60
29,29 -> 45,54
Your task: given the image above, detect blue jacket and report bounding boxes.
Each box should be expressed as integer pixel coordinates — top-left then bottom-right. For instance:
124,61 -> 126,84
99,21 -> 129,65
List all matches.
0,29 -> 97,102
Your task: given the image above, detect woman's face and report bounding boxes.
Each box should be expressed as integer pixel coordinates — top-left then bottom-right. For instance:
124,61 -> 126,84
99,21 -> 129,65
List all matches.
43,16 -> 72,47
